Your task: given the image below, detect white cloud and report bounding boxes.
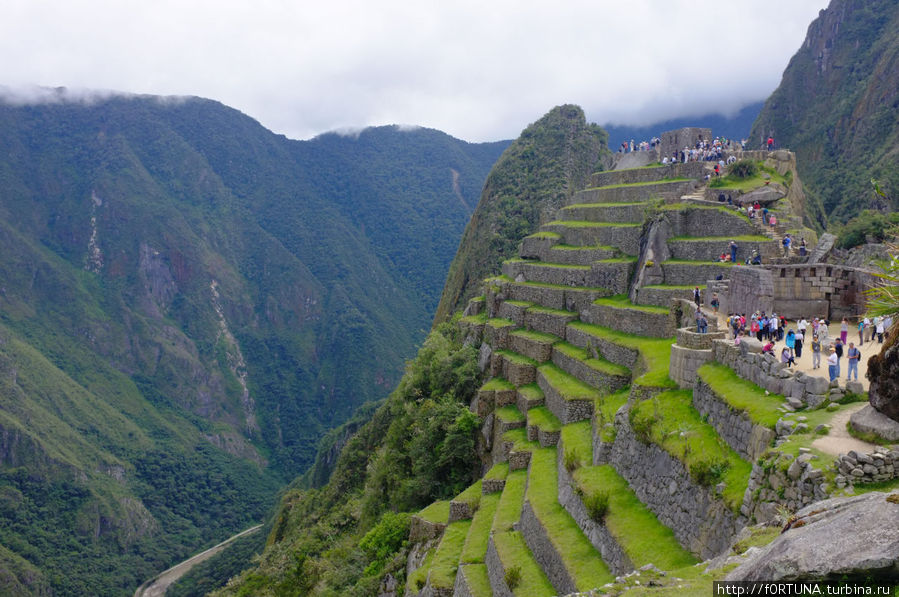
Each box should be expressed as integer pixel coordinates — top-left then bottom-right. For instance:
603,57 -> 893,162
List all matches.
0,0 -> 830,142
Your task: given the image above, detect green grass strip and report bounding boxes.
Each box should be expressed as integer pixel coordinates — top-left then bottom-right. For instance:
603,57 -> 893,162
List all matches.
538,363 -> 600,401
429,520 -> 472,588
597,257 -> 638,263
553,341 -> 631,377
496,405 -> 526,424
460,564 -> 493,597
505,258 -> 591,271
662,202 -> 751,221
561,420 -> 593,469
460,312 -> 487,325
504,299 -> 533,307
481,377 -> 516,392
525,231 -> 562,240
573,465 -> 698,570
460,493 -> 501,564
668,235 -> 772,242
593,293 -> 669,315
511,328 -> 560,344
567,321 -> 676,389
517,383 -> 544,402
496,349 -> 539,367
512,280 -> 612,293
547,220 -> 641,228
589,177 -> 690,189
418,500 -> 450,524
595,388 -> 630,443
697,363 -> 784,428
526,305 -> 577,317
564,200 -> 649,208
527,406 -> 561,433
492,531 -> 556,597
487,318 -> 517,329
502,428 -> 537,453
629,390 -> 751,513
493,470 -> 527,532
485,462 -> 509,481
526,448 -> 613,590
454,480 -> 483,509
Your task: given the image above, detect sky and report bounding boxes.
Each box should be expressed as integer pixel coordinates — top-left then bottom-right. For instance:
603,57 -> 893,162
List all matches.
0,0 -> 830,143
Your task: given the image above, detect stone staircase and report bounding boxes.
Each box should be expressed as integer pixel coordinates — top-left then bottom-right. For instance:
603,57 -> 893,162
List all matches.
408,156 -> 864,596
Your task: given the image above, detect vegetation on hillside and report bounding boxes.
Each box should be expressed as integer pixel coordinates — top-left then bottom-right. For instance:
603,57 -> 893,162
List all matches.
214,317 -> 482,596
434,105 -> 611,322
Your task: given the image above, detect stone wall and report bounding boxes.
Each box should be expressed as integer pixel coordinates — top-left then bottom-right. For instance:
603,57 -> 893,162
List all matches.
525,309 -> 577,338
590,161 -> 709,188
692,379 -> 776,460
664,207 -> 757,238
669,345 -> 714,390
583,303 -> 674,339
452,565 -> 476,597
659,128 -> 713,161
556,438 -> 633,576
667,238 -> 777,263
519,501 -> 576,595
537,368 -> 594,424
562,203 -> 648,223
743,451 -> 829,523
484,536 -> 515,597
545,244 -> 618,266
497,300 -> 529,326
409,516 -> 446,542
833,446 -> 899,488
770,264 -> 875,320
572,180 -> 695,205
609,410 -> 745,559
676,328 -> 726,349
519,234 -> 559,260
726,266 -> 773,316
611,149 -> 660,170
634,285 -> 692,307
551,348 -> 629,395
661,262 -> 735,286
541,222 -> 643,256
503,280 -> 608,313
565,326 -> 640,371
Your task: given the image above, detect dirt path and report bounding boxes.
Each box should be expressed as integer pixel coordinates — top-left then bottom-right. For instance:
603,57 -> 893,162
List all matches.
812,402 -> 879,457
134,524 -> 263,597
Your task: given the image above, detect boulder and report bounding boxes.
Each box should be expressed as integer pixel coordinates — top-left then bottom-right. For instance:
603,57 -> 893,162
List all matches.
726,492 -> 899,581
849,404 -> 899,442
867,329 -> 899,422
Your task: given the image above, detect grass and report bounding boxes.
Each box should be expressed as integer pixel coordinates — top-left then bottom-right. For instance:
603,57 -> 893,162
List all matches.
595,388 -> 631,442
546,220 -> 641,228
493,470 -> 527,532
550,243 -> 617,252
505,259 -> 591,271
460,564 -> 493,597
525,231 -> 562,240
492,531 -> 556,596
697,362 -> 785,429
661,203 -> 751,221
573,465 -> 698,570
553,341 -> 631,377
418,500 -> 451,524
567,321 -> 676,389
594,293 -> 670,315
485,462 -> 509,481
502,428 -> 538,453
460,312 -> 488,325
511,328 -> 560,344
709,163 -> 787,192
561,420 -> 593,469
527,406 -> 561,433
597,256 -> 638,263
429,520 -> 472,588
481,377 -> 516,392
511,279 -> 613,293
629,390 -> 752,512
525,305 -> 577,317
526,448 -> 613,590
454,480 -> 484,509
495,349 -> 538,367
460,493 -> 501,564
732,526 -> 781,554
517,383 -> 544,402
589,177 -> 691,189
538,363 -> 600,401
487,318 -> 516,329
496,405 -> 526,424
668,235 -> 772,242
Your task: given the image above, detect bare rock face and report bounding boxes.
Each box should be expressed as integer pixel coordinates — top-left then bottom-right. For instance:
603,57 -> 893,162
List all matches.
867,326 -> 899,422
726,492 -> 899,581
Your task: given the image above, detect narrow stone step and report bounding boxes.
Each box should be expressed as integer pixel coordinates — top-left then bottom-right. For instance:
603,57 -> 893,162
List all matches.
410,500 -> 450,543
523,305 -> 578,338
497,300 -> 532,327
486,531 -> 555,597
503,280 -> 612,313
484,318 -> 516,350
473,377 -> 516,417
449,480 -> 483,522
459,492 -> 501,566
464,295 -> 485,316
495,405 -> 526,435
540,221 -> 642,256
519,231 -> 562,259
525,406 -> 562,447
516,383 -> 545,414
509,328 -> 560,363
544,243 -> 619,265
490,349 -> 538,386
500,428 -> 538,471
582,295 -> 674,339
551,341 -> 631,395
560,201 -> 649,223
521,448 -> 614,594
482,462 -> 509,494
536,363 -> 597,424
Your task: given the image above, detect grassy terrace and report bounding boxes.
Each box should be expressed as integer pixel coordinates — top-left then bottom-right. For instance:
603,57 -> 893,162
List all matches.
668,234 -> 771,242
573,465 -> 698,571
418,500 -> 450,524
481,377 -> 516,392
539,363 -> 601,401
697,363 -> 785,428
492,531 -> 556,597
554,341 -> 631,378
460,312 -> 487,325
546,220 -> 641,228
510,280 -> 613,294
495,349 -> 538,367
460,564 -> 492,597
485,462 -> 509,482
564,200 -> 649,208
511,328 -> 560,344
595,388 -> 630,442
518,383 -> 544,402
561,420 -> 593,468
502,428 -> 539,453
454,480 -> 484,510
597,256 -> 638,263
567,321 -> 676,389
496,405 -> 526,424
460,493 -> 501,564
629,390 -> 751,512
487,317 -> 516,329
593,293 -> 669,315
588,177 -> 690,189
710,163 -> 787,192
493,470 -> 527,532
526,305 -> 578,318
527,406 -> 561,433
505,258 -> 591,271
661,203 -> 751,220
429,520 -> 472,588
525,231 -> 562,240
527,448 -> 614,590
550,243 -> 617,252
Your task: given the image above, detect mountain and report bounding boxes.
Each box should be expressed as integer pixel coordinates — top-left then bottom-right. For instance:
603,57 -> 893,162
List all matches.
604,101 -> 764,151
433,105 -> 610,323
0,93 -> 506,594
750,0 -> 899,225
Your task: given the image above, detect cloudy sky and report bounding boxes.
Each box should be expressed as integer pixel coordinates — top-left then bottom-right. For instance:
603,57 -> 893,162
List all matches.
1,0 -> 829,142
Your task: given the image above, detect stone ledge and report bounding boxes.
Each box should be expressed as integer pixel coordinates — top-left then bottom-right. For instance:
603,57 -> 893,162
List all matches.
485,536 -> 515,597
519,500 -> 577,595
693,379 -> 776,460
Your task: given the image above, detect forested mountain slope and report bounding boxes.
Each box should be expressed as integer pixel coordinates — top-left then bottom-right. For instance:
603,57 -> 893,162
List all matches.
750,0 -> 899,225
0,94 -> 506,594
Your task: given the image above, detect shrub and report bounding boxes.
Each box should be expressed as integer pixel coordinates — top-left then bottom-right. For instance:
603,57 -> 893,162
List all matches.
564,449 -> 579,473
359,511 -> 411,575
629,407 -> 657,444
729,160 -> 758,179
582,489 -> 610,522
690,458 -> 729,486
504,565 -> 522,589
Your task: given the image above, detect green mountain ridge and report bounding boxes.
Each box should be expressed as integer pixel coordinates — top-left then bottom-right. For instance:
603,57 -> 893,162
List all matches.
0,95 -> 507,594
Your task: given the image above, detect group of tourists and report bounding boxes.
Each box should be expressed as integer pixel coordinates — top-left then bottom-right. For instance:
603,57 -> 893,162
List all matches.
617,137 -> 661,153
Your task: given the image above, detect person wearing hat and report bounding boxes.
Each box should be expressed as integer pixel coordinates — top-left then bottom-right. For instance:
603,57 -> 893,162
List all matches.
811,334 -> 821,369
827,346 -> 839,382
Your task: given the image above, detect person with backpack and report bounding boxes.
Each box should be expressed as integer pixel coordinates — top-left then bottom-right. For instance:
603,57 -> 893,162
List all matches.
729,240 -> 738,263
846,343 -> 861,381
782,234 -> 792,257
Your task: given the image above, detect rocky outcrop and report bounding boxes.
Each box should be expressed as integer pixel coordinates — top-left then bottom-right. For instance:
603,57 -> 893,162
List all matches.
727,492 -> 899,581
867,326 -> 899,422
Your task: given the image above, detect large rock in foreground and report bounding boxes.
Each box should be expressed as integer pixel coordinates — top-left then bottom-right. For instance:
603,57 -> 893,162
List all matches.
726,492 -> 899,581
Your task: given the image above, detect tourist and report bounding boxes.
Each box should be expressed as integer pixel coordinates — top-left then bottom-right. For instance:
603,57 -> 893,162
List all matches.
762,340 -> 775,355
811,335 -> 822,369
693,287 -> 701,308
858,319 -> 866,345
782,233 -> 791,256
827,347 -> 839,382
729,240 -> 738,263
751,316 -> 761,341
781,347 -> 795,368
711,292 -> 720,313
785,329 -> 796,353
846,342 -> 861,381
795,328 -> 804,358
770,214 -> 778,227
799,237 -> 807,257
834,339 -> 843,378
767,136 -> 774,151
876,317 -> 885,343
840,318 -> 849,344
695,309 -> 703,334
871,316 -> 881,342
